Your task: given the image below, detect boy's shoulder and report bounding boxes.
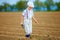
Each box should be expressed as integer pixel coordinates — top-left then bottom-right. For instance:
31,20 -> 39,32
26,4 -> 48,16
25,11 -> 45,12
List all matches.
23,9 -> 27,12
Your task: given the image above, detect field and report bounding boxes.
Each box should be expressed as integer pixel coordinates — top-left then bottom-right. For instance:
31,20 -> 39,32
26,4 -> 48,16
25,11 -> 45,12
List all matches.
0,12 -> 60,40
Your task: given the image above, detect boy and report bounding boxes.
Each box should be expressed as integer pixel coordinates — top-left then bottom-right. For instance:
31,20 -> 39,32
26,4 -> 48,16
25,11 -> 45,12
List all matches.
21,2 -> 39,38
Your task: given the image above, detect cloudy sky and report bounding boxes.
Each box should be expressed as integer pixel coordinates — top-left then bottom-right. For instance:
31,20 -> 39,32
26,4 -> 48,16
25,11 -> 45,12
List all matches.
0,0 -> 60,5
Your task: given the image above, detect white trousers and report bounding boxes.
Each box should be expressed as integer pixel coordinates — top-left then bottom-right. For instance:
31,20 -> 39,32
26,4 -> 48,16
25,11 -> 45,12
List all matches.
24,19 -> 32,35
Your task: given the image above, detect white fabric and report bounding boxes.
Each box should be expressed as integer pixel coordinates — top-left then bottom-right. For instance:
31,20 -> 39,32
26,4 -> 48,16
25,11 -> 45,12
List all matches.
27,1 -> 34,8
24,19 -> 32,34
22,8 -> 34,34
22,8 -> 34,19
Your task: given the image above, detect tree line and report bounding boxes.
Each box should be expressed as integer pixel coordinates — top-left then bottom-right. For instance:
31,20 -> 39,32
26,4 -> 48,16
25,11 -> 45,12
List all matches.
0,0 -> 60,12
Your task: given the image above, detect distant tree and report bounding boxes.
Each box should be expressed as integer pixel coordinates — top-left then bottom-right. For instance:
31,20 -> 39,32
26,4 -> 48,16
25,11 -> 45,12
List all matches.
0,5 -> 2,11
45,0 -> 54,11
55,2 -> 60,11
34,0 -> 41,7
34,0 -> 44,11
16,1 -> 27,11
2,3 -> 11,11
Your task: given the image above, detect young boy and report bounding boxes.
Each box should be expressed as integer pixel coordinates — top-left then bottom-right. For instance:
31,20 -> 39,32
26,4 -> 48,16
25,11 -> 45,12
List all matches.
21,2 -> 39,38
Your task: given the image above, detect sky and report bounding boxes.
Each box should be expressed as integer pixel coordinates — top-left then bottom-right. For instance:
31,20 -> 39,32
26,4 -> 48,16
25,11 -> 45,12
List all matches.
0,0 -> 60,5
40,0 -> 60,2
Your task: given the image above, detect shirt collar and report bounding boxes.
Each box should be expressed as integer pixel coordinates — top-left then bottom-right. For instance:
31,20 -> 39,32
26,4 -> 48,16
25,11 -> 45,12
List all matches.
27,8 -> 32,11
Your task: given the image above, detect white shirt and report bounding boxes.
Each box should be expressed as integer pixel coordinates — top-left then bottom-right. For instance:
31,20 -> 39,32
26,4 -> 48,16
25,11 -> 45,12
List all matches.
22,8 -> 34,20
22,8 -> 34,34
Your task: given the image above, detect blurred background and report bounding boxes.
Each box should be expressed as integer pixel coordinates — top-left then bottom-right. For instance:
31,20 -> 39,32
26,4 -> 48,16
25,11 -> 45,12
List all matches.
0,0 -> 60,12
0,0 -> 60,40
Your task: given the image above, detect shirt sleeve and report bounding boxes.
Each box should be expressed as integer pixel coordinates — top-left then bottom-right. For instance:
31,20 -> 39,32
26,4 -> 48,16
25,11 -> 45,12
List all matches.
32,10 -> 34,16
22,10 -> 26,16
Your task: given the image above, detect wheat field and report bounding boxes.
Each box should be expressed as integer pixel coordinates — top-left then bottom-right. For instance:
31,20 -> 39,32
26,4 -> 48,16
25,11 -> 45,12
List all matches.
0,12 -> 60,40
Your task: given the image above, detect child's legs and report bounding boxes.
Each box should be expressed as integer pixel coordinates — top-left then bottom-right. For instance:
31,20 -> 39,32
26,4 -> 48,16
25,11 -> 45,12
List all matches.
24,23 -> 32,38
29,21 -> 32,34
24,19 -> 32,35
24,24 -> 32,35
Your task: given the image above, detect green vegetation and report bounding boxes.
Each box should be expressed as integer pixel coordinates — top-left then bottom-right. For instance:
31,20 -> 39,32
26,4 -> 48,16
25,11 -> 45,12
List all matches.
0,0 -> 60,12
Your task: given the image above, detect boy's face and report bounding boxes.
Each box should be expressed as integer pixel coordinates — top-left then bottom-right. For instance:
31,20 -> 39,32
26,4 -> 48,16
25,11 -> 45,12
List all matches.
28,6 -> 33,10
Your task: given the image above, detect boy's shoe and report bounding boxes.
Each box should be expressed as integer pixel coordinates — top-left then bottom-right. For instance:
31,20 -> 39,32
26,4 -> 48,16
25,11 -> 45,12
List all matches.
25,34 -> 30,38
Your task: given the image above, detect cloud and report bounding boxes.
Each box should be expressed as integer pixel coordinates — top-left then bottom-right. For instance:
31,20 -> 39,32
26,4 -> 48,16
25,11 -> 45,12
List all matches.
0,0 -> 20,5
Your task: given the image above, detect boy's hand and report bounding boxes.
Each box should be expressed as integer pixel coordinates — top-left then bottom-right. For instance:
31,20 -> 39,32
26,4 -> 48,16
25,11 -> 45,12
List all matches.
35,21 -> 39,25
21,23 -> 24,27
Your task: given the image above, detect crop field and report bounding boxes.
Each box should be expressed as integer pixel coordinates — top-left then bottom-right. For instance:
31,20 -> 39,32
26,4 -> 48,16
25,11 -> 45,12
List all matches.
0,12 -> 60,40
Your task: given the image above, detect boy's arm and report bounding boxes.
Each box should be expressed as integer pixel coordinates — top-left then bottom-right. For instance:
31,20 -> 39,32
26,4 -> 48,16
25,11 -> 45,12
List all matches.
21,15 -> 24,25
32,16 -> 39,24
